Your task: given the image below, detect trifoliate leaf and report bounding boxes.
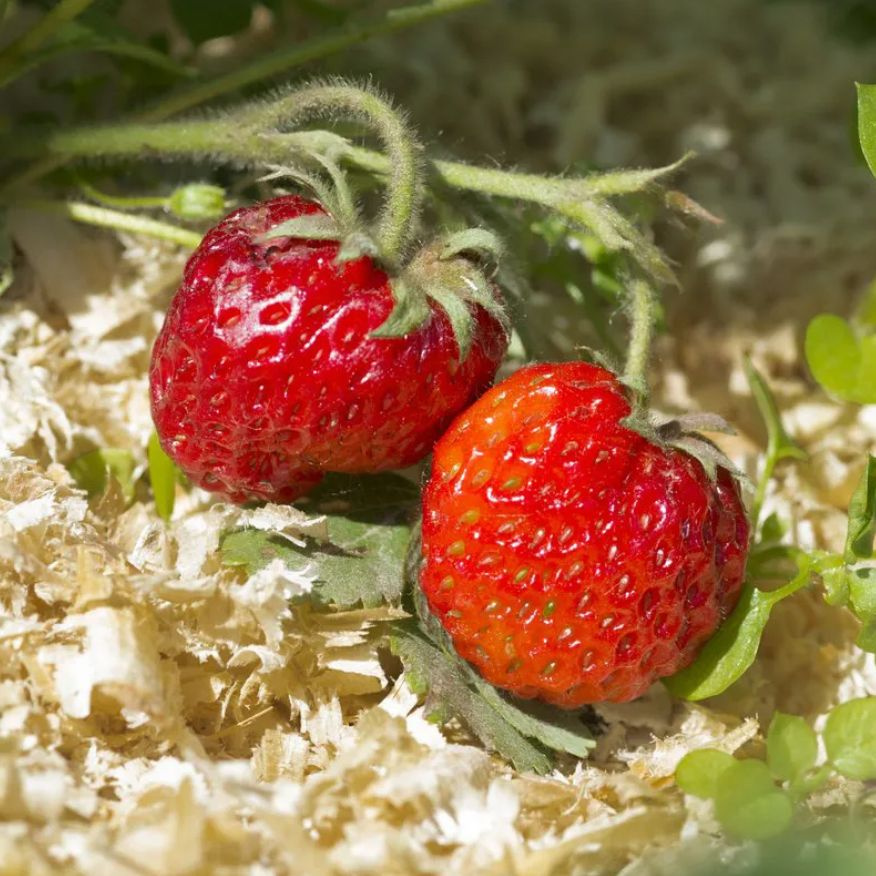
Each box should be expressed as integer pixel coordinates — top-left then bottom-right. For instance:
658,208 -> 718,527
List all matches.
147,431 -> 176,521
766,712 -> 818,784
714,760 -> 794,841
221,472 -> 418,608
675,749 -> 737,799
68,447 -> 136,502
824,697 -> 876,780
804,314 -> 876,404
664,556 -> 811,700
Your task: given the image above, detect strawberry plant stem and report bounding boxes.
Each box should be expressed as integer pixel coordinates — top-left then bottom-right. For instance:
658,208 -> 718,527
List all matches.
238,84 -> 422,270
22,199 -> 202,248
622,279 -> 657,399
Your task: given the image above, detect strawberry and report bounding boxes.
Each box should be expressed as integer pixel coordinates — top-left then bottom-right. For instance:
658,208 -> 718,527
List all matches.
149,195 -> 508,503
420,361 -> 750,707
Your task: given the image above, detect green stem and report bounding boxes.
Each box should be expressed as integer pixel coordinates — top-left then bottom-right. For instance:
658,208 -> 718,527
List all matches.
622,279 -> 657,399
76,179 -> 169,211
239,84 -> 421,268
23,200 -> 202,248
1,0 -> 487,193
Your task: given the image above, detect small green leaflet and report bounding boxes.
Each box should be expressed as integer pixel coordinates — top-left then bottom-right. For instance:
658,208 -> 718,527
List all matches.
804,314 -> 876,405
856,82 -> 876,180
68,447 -> 136,501
675,748 -> 736,799
823,697 -> 876,780
664,555 -> 811,701
766,712 -> 818,785
147,431 -> 177,521
221,472 -> 418,608
676,750 -> 793,841
713,760 -> 793,841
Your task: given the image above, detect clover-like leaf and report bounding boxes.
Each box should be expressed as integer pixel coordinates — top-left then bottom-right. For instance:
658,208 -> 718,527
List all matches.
804,314 -> 876,405
675,749 -> 737,799
714,760 -> 794,840
824,697 -> 876,780
766,712 -> 818,784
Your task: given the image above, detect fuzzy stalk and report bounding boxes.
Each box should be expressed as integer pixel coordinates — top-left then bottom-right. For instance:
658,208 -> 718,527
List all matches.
237,84 -> 422,269
622,278 -> 658,401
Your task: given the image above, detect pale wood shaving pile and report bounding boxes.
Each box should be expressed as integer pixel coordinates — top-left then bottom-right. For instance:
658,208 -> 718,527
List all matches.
2,0 -> 876,872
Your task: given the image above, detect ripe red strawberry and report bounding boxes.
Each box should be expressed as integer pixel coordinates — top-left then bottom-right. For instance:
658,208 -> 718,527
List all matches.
420,361 -> 750,707
149,195 -> 508,503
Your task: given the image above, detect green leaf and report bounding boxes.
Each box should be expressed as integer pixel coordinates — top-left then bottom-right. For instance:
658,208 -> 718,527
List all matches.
824,697 -> 876,780
68,447 -> 136,502
390,620 -> 555,774
714,760 -> 794,840
804,314 -> 876,404
664,557 -> 811,701
856,82 -> 876,179
147,431 -> 176,521
766,712 -> 818,783
845,456 -> 876,561
744,358 -> 806,464
221,473 -> 418,608
675,749 -> 737,799
169,0 -> 256,44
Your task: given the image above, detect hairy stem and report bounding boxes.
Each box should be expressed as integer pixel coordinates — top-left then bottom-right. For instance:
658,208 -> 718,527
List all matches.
1,0 -> 487,192
22,200 -> 202,248
622,279 -> 657,400
239,84 -> 421,269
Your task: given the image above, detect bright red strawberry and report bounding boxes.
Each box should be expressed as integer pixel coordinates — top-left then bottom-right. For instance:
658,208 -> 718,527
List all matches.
420,361 -> 750,707
150,195 -> 508,503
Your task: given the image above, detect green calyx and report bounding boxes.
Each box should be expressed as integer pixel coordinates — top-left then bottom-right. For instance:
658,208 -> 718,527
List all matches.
372,230 -> 510,361
623,408 -> 751,490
